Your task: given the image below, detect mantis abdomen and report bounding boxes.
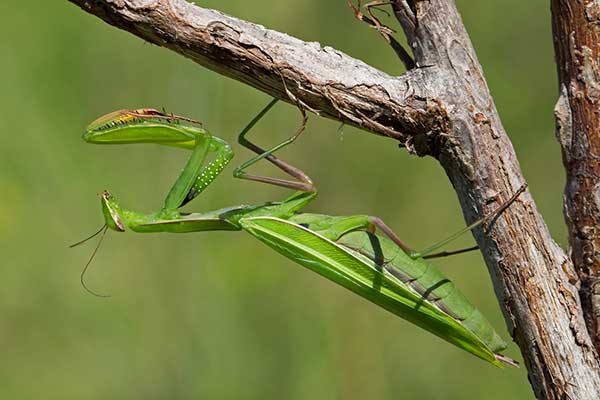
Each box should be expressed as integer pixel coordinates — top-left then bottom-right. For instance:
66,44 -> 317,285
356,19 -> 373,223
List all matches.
337,231 -> 507,354
242,216 -> 509,366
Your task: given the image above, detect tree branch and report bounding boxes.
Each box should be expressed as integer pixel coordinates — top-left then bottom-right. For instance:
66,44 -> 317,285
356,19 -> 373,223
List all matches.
68,0 -> 452,144
552,0 -> 600,354
68,0 -> 600,397
386,1 -> 600,398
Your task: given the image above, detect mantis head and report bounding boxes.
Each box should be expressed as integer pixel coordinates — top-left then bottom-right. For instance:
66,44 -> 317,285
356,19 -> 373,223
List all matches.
69,190 -> 125,297
100,191 -> 125,232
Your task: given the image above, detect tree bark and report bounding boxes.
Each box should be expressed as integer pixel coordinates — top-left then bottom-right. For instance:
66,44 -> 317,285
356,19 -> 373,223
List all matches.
67,0 -> 600,398
552,0 -> 600,356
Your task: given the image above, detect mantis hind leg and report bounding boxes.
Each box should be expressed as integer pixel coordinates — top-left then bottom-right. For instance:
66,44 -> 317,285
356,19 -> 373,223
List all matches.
410,184 -> 528,259
367,217 -> 479,259
364,184 -> 527,259
233,99 -> 316,193
422,246 -> 479,260
299,214 -> 417,254
365,216 -> 413,254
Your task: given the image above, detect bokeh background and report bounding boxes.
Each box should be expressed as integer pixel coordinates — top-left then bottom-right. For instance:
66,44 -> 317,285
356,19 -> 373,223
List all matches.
1,1 -> 559,399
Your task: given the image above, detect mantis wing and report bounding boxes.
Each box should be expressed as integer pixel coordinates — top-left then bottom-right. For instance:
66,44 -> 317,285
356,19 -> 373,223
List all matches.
241,216 -> 510,367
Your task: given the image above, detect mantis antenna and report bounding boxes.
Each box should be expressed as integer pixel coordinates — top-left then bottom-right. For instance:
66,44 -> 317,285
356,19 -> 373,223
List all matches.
70,224 -> 111,298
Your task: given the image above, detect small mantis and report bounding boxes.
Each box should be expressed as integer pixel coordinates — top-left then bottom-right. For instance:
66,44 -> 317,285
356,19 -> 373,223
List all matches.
78,99 -> 525,367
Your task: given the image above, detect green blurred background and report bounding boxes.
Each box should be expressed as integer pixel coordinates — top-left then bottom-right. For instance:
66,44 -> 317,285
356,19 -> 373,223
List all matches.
1,1 -> 559,398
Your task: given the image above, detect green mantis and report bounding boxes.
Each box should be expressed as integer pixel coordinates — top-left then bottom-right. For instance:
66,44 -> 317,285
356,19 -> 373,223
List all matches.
79,99 -> 524,367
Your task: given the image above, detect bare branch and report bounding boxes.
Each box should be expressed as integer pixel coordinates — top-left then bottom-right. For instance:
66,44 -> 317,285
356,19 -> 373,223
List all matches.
552,0 -> 600,354
68,0 -> 452,144
386,1 -> 600,398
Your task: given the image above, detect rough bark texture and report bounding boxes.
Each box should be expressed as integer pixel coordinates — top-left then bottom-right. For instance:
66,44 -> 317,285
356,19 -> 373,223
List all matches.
390,2 -> 600,398
68,0 -> 600,398
68,0 -> 454,144
552,0 -> 600,355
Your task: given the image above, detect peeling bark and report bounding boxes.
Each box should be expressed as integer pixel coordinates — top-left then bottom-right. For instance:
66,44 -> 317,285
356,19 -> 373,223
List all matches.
552,0 -> 600,357
68,0 -> 600,398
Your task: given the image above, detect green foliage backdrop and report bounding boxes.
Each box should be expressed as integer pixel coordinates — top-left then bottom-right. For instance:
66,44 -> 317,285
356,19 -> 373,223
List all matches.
1,1 -> 560,398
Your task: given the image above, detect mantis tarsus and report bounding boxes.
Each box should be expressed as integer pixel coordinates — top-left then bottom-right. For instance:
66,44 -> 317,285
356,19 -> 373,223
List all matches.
78,99 -> 525,367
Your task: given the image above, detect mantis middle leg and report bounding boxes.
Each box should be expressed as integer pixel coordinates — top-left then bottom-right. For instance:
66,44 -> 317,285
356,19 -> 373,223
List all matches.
233,99 -> 316,193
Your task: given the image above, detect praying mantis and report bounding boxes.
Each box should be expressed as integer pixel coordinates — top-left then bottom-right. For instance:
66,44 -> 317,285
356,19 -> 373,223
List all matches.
77,98 -> 525,367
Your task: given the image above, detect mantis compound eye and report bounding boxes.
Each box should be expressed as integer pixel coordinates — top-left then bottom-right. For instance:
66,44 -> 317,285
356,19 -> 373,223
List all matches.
100,191 -> 125,232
